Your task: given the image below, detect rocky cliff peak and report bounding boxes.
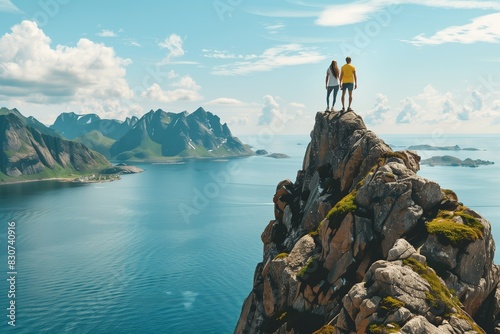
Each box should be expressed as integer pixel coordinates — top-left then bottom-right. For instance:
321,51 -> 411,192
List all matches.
235,111 -> 500,333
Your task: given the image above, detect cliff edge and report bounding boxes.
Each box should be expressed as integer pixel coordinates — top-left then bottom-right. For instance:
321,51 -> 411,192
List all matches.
235,111 -> 500,333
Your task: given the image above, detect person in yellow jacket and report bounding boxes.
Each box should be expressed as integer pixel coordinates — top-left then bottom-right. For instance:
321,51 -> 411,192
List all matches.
339,56 -> 357,112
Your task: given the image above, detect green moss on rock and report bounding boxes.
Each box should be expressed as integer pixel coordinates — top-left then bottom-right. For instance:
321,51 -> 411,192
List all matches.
379,296 -> 405,314
274,253 -> 289,260
403,257 -> 458,318
297,257 -> 319,280
312,325 -> 335,334
367,323 -> 401,334
326,190 -> 357,222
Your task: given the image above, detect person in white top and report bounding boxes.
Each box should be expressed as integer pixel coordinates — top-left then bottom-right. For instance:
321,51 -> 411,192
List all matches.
325,60 -> 340,112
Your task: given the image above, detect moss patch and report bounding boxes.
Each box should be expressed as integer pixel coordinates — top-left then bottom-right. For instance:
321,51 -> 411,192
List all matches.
326,190 -> 357,222
274,253 -> 289,260
264,309 -> 324,334
403,257 -> 458,318
442,189 -> 458,202
426,206 -> 483,248
379,296 -> 405,316
312,325 -> 335,334
456,210 -> 483,236
427,219 -> 480,248
403,258 -> 485,331
367,323 -> 401,334
297,257 -> 318,279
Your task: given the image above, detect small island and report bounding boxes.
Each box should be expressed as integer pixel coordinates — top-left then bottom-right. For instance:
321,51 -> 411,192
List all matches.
266,153 -> 291,159
101,164 -> 144,175
255,149 -> 269,155
421,155 -> 494,167
408,144 -> 480,151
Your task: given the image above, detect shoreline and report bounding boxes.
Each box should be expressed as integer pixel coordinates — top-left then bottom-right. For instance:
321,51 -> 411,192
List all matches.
0,176 -> 120,186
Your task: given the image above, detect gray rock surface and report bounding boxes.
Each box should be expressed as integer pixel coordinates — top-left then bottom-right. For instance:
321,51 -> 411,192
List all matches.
234,111 -> 499,334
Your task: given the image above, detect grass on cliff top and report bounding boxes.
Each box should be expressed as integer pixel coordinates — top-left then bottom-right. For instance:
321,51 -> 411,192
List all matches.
426,208 -> 483,248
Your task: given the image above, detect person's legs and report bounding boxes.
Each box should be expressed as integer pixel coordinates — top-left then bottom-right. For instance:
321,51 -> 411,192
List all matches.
326,86 -> 334,110
341,88 -> 346,110
348,89 -> 353,110
332,85 -> 339,110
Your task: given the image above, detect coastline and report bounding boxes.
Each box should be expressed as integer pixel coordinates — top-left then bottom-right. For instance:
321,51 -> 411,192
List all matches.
0,175 -> 120,186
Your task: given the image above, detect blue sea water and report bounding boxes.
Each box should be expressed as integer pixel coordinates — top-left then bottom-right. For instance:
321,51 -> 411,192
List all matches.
0,134 -> 498,334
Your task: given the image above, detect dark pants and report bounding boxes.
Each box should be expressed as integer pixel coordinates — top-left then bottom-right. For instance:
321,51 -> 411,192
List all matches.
327,85 -> 339,108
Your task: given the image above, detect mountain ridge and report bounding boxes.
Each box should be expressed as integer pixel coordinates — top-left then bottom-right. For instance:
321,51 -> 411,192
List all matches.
50,107 -> 253,161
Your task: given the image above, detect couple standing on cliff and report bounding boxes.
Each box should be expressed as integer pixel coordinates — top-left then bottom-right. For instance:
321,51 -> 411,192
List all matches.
325,57 -> 357,113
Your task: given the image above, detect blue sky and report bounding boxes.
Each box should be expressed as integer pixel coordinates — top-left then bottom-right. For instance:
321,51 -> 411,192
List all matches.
0,0 -> 499,135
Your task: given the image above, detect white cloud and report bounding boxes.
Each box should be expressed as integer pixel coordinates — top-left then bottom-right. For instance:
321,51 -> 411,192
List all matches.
415,0 -> 500,10
124,39 -> 142,47
206,98 -> 246,106
142,76 -> 202,103
264,23 -> 285,34
316,0 -> 500,26
396,97 -> 421,124
0,20 -> 132,104
406,13 -> 500,46
211,44 -> 325,76
96,29 -> 117,37
316,2 -> 386,26
159,33 -> 184,63
202,49 -> 258,60
493,100 -> 500,110
365,94 -> 390,125
243,6 -> 319,18
392,84 -> 500,130
259,95 -> 281,125
0,0 -> 22,13
289,102 -> 306,108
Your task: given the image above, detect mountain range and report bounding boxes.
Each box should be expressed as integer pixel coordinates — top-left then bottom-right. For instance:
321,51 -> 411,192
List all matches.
51,107 -> 252,161
0,107 -> 252,182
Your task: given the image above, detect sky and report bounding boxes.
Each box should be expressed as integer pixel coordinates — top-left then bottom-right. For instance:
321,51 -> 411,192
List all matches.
0,0 -> 499,135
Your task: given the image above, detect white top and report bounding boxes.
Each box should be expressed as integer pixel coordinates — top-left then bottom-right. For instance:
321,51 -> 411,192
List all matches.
326,67 -> 339,87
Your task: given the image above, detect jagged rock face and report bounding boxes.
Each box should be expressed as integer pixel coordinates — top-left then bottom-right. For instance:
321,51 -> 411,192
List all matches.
235,111 -> 500,334
0,113 -> 110,178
